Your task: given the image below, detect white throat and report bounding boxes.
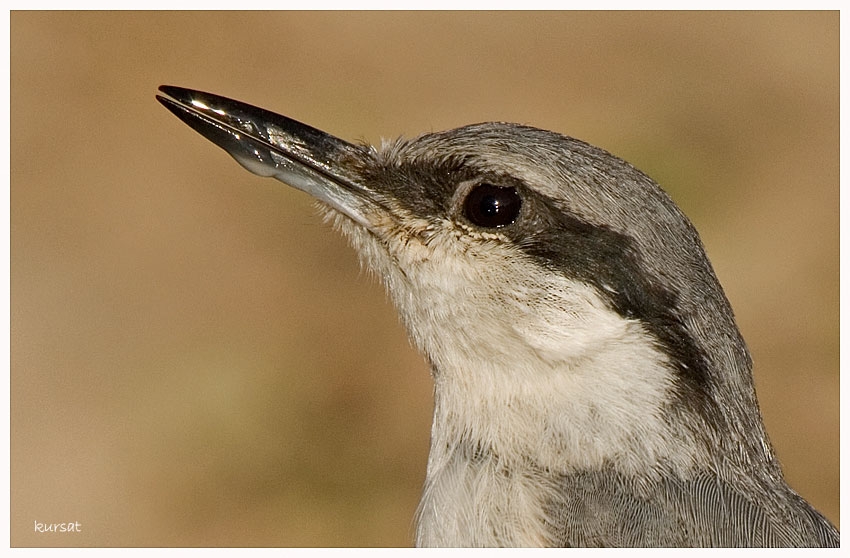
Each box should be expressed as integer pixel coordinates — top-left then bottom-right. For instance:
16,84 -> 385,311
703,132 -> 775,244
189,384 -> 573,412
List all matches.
332,214 -> 706,547
413,301 -> 702,546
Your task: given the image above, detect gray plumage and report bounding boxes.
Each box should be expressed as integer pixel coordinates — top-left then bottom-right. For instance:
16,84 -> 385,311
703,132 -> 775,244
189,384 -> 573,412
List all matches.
157,86 -> 839,548
549,470 -> 837,546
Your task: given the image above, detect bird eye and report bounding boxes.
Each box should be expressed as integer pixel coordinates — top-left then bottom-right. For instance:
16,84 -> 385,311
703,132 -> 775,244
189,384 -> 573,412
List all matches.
463,184 -> 522,228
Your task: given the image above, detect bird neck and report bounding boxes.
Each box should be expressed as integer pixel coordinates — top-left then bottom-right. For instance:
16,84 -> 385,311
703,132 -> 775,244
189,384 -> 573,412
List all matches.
414,327 -> 711,547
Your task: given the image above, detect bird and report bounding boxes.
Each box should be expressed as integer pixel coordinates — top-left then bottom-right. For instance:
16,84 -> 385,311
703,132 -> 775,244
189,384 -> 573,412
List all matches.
156,85 -> 839,548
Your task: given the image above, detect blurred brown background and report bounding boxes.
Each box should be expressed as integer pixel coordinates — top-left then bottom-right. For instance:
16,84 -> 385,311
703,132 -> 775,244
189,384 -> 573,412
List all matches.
11,11 -> 838,547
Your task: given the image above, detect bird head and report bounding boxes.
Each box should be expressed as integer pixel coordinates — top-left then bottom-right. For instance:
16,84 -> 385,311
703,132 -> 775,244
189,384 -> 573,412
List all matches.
157,86 -> 772,478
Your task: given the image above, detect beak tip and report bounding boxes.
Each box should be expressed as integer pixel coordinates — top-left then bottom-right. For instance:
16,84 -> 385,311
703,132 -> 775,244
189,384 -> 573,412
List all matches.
157,84 -> 189,103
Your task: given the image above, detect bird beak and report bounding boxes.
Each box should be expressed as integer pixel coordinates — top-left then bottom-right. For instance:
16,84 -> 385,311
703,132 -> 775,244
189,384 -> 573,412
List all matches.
156,85 -> 376,229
